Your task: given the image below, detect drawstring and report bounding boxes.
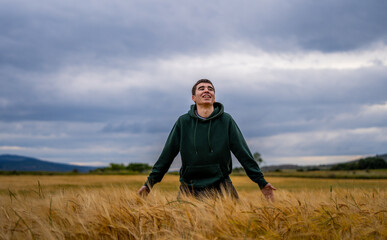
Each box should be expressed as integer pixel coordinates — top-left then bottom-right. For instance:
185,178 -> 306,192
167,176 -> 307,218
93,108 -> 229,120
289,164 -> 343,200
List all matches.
208,119 -> 213,152
194,118 -> 198,154
194,118 -> 213,154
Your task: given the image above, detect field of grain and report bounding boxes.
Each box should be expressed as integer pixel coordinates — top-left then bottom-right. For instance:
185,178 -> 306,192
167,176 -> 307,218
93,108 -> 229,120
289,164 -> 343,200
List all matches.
0,175 -> 386,239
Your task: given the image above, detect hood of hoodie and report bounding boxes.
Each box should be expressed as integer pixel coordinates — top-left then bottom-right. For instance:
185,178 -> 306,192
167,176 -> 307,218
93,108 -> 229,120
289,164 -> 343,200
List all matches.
188,102 -> 224,121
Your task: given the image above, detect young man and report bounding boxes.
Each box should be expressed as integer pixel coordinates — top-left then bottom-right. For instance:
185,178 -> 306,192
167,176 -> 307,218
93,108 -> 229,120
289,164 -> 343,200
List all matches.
138,79 -> 276,199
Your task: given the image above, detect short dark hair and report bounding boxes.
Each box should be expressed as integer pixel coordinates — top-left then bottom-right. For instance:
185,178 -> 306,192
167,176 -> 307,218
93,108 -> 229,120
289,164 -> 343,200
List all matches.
192,79 -> 215,95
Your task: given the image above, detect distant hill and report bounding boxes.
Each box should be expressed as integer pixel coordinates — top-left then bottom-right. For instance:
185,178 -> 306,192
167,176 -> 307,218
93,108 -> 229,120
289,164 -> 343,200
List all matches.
0,154 -> 97,173
261,153 -> 387,171
329,154 -> 387,170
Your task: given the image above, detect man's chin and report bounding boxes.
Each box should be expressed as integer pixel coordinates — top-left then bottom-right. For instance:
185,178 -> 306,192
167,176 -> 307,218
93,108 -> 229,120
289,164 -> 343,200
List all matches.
197,102 -> 214,106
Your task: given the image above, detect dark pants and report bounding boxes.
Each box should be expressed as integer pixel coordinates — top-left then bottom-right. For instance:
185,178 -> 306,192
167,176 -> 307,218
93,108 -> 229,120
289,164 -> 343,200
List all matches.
179,179 -> 239,200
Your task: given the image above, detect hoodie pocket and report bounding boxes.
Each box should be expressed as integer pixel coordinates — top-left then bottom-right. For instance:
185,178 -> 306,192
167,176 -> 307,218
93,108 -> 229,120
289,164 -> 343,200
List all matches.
182,163 -> 224,188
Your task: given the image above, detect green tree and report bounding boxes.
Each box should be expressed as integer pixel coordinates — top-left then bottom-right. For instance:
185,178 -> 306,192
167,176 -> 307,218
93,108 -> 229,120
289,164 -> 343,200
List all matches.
253,152 -> 263,165
109,163 -> 126,171
126,163 -> 152,173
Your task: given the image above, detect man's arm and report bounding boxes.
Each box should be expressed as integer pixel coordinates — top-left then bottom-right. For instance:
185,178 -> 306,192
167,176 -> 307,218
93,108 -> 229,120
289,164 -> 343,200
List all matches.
229,117 -> 276,198
138,120 -> 181,196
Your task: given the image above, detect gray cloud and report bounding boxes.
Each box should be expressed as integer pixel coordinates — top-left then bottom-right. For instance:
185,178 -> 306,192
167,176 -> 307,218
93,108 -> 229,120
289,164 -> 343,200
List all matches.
227,68 -> 387,136
101,120 -> 173,134
1,0 -> 386,72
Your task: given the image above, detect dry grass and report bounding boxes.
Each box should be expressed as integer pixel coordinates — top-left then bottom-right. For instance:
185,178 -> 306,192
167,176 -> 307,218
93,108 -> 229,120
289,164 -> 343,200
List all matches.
0,175 -> 386,239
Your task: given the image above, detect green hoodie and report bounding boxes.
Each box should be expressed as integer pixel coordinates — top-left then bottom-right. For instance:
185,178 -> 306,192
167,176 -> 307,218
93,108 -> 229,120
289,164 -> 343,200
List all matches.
145,102 -> 268,189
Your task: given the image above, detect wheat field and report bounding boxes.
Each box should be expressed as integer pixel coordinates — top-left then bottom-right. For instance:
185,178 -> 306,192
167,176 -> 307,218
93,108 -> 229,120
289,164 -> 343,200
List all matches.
0,175 -> 386,239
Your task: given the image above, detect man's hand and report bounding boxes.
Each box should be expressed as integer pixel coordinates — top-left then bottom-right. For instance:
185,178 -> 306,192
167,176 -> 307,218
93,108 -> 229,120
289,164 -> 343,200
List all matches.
261,183 -> 276,201
138,186 -> 150,197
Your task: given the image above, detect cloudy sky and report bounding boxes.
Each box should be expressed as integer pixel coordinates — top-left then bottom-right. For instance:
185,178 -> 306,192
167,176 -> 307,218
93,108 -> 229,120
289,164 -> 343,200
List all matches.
1,0 -> 386,167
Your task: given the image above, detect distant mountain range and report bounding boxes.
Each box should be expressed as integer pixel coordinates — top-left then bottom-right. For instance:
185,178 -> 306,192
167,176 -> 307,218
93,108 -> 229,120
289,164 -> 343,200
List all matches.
0,154 -> 98,173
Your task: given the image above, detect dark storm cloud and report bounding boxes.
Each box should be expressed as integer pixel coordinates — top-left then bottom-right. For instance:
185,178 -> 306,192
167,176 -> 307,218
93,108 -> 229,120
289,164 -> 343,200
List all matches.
1,0 -> 386,73
0,0 -> 221,72
242,1 -> 387,52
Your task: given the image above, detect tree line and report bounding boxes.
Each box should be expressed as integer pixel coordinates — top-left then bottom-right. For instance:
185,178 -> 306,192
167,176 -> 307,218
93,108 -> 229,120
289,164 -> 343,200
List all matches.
91,163 -> 152,173
330,156 -> 387,170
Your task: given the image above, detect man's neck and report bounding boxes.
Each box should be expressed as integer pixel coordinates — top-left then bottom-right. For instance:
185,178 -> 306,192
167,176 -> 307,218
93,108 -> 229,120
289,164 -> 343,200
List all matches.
196,104 -> 214,118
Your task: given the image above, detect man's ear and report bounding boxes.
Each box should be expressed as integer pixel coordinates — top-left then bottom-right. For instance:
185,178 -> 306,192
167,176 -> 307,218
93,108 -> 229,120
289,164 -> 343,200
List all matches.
192,95 -> 196,103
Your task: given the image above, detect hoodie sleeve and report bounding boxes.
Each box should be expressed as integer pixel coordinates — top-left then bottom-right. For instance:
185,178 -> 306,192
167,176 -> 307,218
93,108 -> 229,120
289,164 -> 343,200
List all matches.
145,119 -> 181,189
229,117 -> 268,189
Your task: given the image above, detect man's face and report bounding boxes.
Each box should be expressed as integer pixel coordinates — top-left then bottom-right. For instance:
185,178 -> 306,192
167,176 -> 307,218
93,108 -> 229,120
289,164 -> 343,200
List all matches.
192,83 -> 215,105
